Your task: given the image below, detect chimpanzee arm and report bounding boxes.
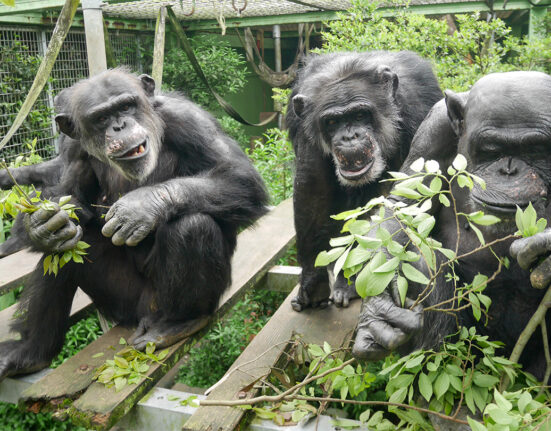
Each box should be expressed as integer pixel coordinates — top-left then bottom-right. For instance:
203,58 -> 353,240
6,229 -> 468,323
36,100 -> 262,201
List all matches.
0,156 -> 64,190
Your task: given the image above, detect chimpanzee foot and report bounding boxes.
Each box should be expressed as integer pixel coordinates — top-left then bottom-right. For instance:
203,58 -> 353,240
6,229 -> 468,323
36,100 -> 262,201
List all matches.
291,286 -> 330,312
330,282 -> 359,308
0,341 -> 50,382
129,315 -> 210,351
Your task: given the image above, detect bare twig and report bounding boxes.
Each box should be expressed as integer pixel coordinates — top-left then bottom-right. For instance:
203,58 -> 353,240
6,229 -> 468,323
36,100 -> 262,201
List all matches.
538,320 -> 551,397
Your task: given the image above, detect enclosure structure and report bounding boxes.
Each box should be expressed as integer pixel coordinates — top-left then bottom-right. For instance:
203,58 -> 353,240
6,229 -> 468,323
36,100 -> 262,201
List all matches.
0,0 -> 548,162
0,1 -> 550,430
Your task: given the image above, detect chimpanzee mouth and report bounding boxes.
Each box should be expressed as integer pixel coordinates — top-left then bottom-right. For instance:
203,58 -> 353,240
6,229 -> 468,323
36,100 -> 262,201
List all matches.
471,195 -> 527,214
339,159 -> 374,180
115,141 -> 149,160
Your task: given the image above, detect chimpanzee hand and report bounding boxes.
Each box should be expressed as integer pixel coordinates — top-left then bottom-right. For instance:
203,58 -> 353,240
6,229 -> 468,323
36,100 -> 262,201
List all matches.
24,203 -> 82,253
352,289 -> 423,361
102,186 -> 168,246
510,228 -> 551,289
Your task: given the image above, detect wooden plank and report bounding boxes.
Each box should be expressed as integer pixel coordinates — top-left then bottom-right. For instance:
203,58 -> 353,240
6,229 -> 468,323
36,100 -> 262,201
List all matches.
183,285 -> 362,431
151,6 -> 167,88
21,199 -> 295,429
265,265 -> 301,292
0,248 -> 41,294
0,288 -> 93,343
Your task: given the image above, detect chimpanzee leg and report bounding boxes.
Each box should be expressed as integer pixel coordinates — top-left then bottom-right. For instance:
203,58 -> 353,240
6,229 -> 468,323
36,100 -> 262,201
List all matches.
128,214 -> 234,350
0,260 -> 78,380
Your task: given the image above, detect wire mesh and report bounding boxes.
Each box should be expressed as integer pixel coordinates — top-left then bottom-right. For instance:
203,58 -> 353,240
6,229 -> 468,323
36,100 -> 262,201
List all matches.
0,26 -> 152,164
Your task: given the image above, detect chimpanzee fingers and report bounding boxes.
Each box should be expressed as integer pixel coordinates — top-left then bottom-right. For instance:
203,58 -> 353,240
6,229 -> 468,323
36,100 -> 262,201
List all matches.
57,225 -> 83,252
510,229 -> 551,270
352,329 -> 391,361
530,255 -> 551,289
102,216 -> 122,238
43,210 -> 70,232
125,226 -> 151,247
31,204 -> 61,223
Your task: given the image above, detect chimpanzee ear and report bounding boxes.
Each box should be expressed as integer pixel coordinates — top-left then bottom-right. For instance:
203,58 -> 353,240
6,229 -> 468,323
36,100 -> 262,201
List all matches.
55,114 -> 79,140
292,94 -> 310,118
444,90 -> 466,136
375,65 -> 399,100
139,74 -> 155,97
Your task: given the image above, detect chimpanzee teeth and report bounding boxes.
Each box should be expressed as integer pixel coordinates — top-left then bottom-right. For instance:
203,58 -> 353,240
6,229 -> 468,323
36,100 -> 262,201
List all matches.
138,144 -> 145,154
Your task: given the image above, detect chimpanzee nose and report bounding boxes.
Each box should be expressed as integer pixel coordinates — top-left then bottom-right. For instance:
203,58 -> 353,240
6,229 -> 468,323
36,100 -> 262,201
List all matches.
498,157 -> 518,176
112,120 -> 126,132
341,130 -> 360,142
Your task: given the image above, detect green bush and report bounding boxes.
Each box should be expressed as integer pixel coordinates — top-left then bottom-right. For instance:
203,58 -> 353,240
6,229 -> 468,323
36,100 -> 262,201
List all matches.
247,129 -> 294,206
320,0 -> 551,91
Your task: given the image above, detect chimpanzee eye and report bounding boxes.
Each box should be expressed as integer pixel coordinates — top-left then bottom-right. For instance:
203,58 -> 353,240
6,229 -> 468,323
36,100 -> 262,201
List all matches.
326,118 -> 337,126
99,115 -> 109,122
355,112 -> 364,120
122,104 -> 131,112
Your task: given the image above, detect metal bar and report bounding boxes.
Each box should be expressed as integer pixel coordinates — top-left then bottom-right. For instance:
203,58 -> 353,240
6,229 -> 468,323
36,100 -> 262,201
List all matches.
82,0 -> 107,75
0,13 -> 154,30
152,6 -> 167,88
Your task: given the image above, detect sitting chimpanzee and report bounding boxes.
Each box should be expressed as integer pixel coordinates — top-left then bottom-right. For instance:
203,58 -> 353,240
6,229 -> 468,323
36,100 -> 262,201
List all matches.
353,71 -> 551,382
286,51 -> 442,311
0,69 -> 268,380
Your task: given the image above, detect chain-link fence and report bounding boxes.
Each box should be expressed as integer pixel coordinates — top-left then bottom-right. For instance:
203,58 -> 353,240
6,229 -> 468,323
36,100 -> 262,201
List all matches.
0,26 -> 153,163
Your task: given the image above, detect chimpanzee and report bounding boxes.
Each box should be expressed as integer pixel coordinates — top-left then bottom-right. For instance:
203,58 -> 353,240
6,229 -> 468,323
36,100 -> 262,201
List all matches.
286,51 -> 442,312
0,69 -> 268,380
353,71 -> 551,382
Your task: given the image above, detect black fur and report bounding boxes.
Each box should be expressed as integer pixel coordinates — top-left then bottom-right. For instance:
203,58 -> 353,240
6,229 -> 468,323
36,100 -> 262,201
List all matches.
353,71 -> 551,383
0,70 -> 268,379
286,51 -> 442,311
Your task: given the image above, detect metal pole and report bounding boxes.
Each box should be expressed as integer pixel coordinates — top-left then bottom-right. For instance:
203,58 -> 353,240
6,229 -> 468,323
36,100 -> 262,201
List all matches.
273,24 -> 282,129
39,29 -> 59,153
82,0 -> 107,76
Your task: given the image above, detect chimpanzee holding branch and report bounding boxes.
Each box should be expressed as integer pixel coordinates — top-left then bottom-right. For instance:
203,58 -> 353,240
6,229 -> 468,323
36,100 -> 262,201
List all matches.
0,69 -> 268,379
353,72 -> 551,382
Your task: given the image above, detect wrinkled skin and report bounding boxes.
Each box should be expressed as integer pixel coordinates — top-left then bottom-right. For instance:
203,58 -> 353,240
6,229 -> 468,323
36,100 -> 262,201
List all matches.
286,51 -> 442,312
0,70 -> 268,381
353,71 -> 551,383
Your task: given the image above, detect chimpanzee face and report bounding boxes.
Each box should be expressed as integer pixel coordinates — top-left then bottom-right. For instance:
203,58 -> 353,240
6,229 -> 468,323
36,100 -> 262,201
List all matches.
445,72 -> 551,229
292,65 -> 401,187
55,70 -> 163,182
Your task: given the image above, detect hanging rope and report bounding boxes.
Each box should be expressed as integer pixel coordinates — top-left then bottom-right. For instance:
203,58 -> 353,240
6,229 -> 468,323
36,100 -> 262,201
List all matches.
236,23 -> 312,88
231,0 -> 247,14
166,6 -> 277,127
179,0 -> 196,17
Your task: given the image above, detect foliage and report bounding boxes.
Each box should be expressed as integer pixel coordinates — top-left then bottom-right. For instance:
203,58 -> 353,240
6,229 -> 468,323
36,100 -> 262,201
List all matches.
93,337 -> 169,392
272,87 -> 291,116
0,39 -> 55,160
319,0 -> 551,92
0,401 -> 86,431
217,115 -> 249,149
50,314 -> 103,368
176,289 -> 287,388
162,34 -> 248,112
247,129 -> 294,205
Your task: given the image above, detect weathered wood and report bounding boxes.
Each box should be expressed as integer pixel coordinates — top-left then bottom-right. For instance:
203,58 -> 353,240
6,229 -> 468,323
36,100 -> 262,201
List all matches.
0,248 -> 41,294
151,6 -> 167,88
82,0 -> 107,76
0,288 -> 92,343
183,285 -> 362,431
265,265 -> 302,292
20,199 -> 295,430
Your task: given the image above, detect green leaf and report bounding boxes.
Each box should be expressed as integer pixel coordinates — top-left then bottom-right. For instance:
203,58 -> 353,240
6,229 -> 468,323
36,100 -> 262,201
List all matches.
425,160 -> 440,173
515,206 -> 524,234
405,353 -> 425,369
429,176 -> 442,192
43,254 -> 52,275
58,195 -> 72,206
92,352 -> 104,358
418,372 -> 433,402
354,235 -> 382,250
472,373 -> 499,388
452,154 -> 467,171
433,372 -> 450,399
373,256 -> 400,273
401,263 -> 429,285
333,245 -> 351,276
114,376 -> 127,392
330,418 -> 360,429
469,213 -> 501,226
315,247 -> 346,267
517,391 -> 532,414
329,235 -> 354,247
119,337 -> 127,345
467,416 -> 487,431
146,343 -> 155,355
486,405 -> 514,425
392,187 -> 422,200
418,216 -> 435,238
457,174 -> 473,189
388,386 -> 408,404
439,193 -> 450,207
410,157 -> 425,172
356,265 -> 395,298
469,222 -> 485,245
0,0 -> 16,7
396,276 -> 408,307
493,389 -> 512,411
344,246 -> 372,268
348,220 -> 371,235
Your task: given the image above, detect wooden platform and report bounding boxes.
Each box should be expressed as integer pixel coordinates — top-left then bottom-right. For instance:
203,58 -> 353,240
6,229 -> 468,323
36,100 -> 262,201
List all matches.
0,199 -> 298,430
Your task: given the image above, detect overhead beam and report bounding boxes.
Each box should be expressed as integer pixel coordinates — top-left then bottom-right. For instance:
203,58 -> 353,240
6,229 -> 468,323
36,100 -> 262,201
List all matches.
0,0 -> 65,16
184,0 -> 537,31
0,11 -> 154,30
